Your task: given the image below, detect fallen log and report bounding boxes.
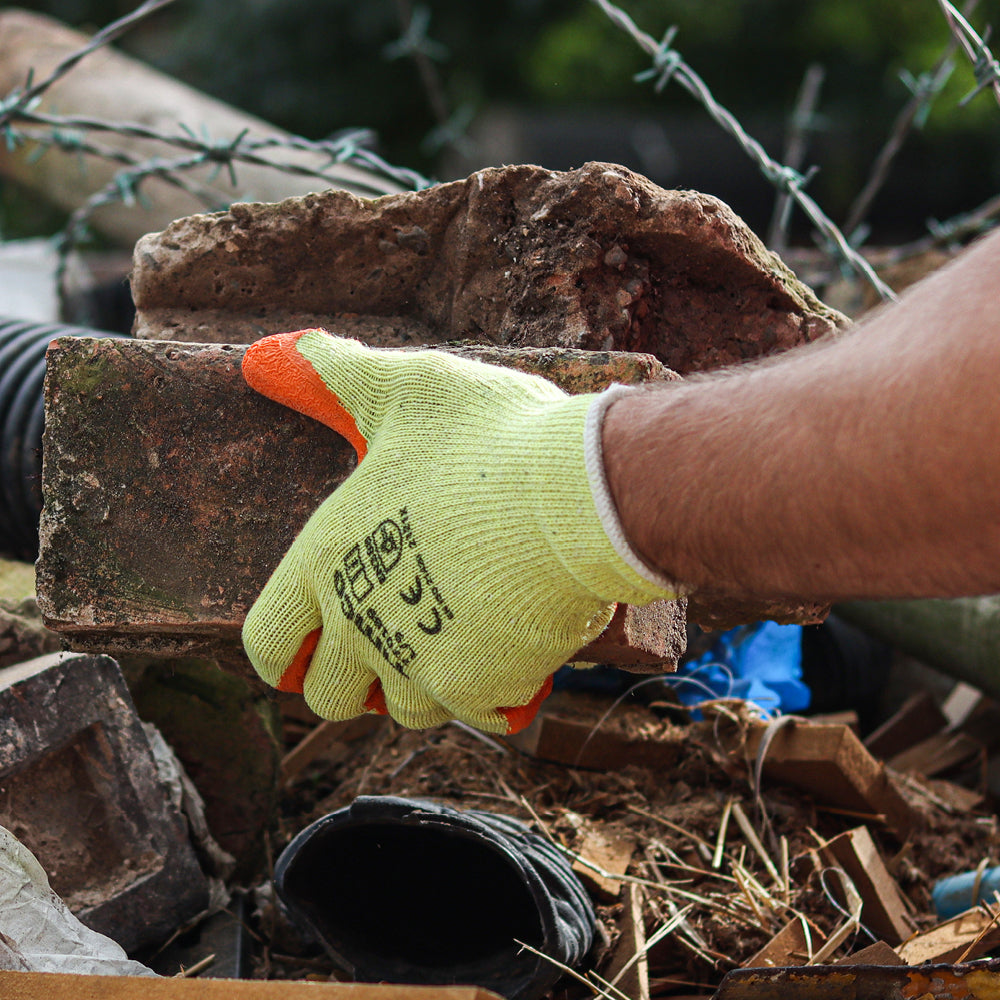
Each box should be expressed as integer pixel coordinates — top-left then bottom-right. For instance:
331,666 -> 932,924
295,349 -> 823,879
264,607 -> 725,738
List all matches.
0,10 -> 406,248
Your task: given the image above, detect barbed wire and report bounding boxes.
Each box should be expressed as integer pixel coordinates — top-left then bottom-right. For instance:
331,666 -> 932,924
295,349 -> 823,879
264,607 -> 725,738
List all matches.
0,0 -> 432,266
0,0 -> 176,137
4,0 -> 1000,301
938,0 -> 1000,105
841,28 -> 960,243
767,63 -> 825,254
589,0 -> 899,302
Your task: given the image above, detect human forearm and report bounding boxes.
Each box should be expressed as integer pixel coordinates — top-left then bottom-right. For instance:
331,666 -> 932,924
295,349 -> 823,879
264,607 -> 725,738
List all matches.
603,227 -> 1000,604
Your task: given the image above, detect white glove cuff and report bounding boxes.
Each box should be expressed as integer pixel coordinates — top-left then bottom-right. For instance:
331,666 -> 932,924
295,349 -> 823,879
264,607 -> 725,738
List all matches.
583,385 -> 681,597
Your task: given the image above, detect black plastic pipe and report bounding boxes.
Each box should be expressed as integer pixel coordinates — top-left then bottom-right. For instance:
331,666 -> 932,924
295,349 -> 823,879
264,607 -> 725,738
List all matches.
275,796 -> 596,1000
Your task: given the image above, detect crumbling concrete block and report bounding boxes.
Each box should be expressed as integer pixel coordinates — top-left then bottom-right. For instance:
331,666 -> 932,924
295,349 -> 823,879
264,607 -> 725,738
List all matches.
130,161 -> 845,378
0,652 -> 210,953
37,337 -> 687,668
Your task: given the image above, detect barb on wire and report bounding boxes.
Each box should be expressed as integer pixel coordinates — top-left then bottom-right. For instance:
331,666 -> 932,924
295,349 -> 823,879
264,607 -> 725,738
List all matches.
634,26 -> 682,93
937,0 -> 1000,105
589,0 -> 897,301
387,0 -> 473,161
383,4 -> 449,63
421,103 -> 476,157
0,0 -> 177,132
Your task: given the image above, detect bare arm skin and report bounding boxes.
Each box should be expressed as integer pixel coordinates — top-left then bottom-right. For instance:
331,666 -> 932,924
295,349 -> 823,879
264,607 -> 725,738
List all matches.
603,226 -> 1000,605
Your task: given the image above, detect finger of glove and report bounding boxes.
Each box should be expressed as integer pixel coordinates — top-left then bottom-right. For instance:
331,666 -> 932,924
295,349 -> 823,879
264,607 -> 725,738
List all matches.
374,669 -> 455,731
302,652 -> 382,722
242,330 -> 369,459
300,628 -> 383,721
406,673 -> 555,736
499,675 -> 553,734
242,563 -> 322,691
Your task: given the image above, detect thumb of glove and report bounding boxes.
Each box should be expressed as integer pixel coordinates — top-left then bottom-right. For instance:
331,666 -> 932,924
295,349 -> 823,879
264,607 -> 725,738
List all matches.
243,330 -> 387,459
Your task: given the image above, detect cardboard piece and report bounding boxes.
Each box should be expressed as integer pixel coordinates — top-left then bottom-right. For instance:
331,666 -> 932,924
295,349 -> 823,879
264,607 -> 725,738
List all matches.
569,820 -> 636,903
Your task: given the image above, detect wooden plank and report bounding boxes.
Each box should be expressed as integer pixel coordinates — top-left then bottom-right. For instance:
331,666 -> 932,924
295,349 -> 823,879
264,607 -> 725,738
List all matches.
831,941 -> 905,966
280,715 -> 384,785
744,721 -> 915,837
505,696 -> 683,772
604,883 -> 650,1000
897,909 -> 1000,964
820,827 -> 915,945
0,972 -> 497,999
742,917 -> 812,969
863,690 -> 947,760
888,731 -> 982,777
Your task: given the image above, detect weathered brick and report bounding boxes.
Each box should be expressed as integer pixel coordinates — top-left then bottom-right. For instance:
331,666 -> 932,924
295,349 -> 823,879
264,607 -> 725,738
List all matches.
0,651 -> 210,953
37,337 -> 685,670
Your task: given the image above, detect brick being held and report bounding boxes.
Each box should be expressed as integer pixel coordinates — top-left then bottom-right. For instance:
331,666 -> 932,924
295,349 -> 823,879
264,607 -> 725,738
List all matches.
37,337 -> 686,670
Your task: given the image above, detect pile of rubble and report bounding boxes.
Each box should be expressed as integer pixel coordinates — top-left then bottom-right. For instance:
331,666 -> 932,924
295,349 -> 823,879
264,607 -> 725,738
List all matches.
2,163 -> 999,998
2,627 -> 999,998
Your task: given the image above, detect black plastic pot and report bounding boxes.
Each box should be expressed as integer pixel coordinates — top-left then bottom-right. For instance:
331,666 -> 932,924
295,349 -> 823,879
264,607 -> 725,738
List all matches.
0,318 -> 126,561
274,795 -> 596,1000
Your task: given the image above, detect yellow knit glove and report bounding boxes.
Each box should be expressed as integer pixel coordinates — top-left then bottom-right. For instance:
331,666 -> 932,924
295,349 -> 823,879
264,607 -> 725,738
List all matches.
242,330 -> 676,734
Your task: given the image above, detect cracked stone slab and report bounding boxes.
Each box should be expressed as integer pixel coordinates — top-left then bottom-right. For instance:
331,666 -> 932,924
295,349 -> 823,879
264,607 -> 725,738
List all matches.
130,161 -> 846,377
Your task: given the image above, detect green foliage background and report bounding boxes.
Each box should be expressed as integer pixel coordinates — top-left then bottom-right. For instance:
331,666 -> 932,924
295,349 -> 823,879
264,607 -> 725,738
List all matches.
8,0 -> 1000,242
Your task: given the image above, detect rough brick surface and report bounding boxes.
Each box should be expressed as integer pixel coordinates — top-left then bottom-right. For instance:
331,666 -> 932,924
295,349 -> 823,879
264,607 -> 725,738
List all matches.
0,652 -> 209,952
37,337 -> 685,667
130,162 -> 845,377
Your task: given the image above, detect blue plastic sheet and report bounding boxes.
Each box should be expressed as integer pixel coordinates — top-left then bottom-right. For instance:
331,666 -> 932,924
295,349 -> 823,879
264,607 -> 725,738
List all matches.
673,621 -> 811,717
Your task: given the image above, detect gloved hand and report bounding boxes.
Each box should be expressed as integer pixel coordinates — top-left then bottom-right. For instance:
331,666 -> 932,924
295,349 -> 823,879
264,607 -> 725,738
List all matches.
242,330 -> 676,734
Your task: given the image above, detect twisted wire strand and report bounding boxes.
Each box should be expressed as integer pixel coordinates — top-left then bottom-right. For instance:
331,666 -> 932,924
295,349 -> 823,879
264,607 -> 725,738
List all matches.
591,0 -> 899,301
